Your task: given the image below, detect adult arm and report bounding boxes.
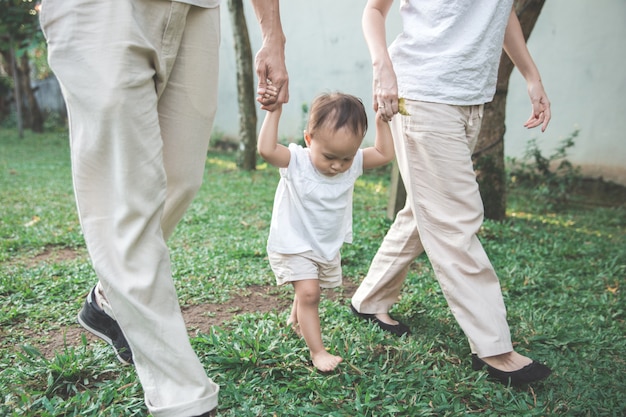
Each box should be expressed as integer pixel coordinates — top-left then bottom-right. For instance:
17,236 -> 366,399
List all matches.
251,0 -> 289,111
362,0 -> 398,121
503,9 -> 551,132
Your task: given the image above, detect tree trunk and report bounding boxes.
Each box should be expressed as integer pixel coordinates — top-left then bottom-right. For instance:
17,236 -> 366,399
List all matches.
386,160 -> 406,220
473,0 -> 545,220
18,53 -> 44,133
3,39 -> 44,135
7,36 -> 24,138
228,0 -> 257,171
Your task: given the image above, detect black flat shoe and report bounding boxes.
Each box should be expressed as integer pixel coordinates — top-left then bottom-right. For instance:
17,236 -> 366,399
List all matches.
471,354 -> 552,386
350,304 -> 410,337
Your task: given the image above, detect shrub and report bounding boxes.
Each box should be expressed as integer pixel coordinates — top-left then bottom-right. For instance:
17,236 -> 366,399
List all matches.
508,129 -> 583,210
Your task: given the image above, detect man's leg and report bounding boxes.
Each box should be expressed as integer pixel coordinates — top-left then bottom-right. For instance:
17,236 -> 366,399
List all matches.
158,5 -> 220,240
42,1 -> 219,415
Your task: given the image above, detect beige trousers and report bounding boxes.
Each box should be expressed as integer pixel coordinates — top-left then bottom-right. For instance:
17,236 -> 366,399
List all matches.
40,0 -> 220,415
352,101 -> 513,358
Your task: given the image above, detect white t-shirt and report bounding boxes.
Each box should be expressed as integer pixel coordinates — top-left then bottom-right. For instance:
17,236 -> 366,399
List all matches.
389,0 -> 514,105
267,143 -> 364,261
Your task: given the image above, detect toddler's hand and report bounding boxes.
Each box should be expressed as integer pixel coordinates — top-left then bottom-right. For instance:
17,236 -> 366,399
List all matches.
257,79 -> 281,110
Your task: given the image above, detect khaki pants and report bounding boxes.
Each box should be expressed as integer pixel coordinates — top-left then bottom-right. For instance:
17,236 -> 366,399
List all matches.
40,0 -> 220,415
352,101 -> 513,358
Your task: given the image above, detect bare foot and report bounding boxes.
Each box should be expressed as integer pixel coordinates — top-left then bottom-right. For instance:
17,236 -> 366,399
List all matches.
286,296 -> 302,336
480,351 -> 533,372
286,317 -> 302,337
374,313 -> 399,326
311,351 -> 343,372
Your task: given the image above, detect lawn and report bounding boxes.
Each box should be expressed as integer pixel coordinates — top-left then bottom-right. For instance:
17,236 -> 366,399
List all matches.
1,129 -> 625,416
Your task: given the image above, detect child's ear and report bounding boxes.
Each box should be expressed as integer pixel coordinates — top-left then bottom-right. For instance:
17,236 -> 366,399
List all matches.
303,131 -> 311,147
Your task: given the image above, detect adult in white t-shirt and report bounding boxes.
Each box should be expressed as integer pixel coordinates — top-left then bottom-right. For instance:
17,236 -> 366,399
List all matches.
351,0 -> 552,386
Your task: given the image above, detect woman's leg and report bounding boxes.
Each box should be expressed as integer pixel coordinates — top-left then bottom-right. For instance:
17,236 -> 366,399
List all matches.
396,101 -> 513,358
351,117 -> 425,319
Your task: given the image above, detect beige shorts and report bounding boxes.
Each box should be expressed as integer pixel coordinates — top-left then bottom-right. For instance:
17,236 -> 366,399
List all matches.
267,250 -> 342,289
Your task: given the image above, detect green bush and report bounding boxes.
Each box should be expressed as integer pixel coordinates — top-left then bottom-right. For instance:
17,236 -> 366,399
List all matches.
508,129 -> 583,210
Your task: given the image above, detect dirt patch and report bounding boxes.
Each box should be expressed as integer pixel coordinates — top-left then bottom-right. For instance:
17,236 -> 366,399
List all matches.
33,282 -> 358,360
182,284 -> 293,335
14,245 -> 83,268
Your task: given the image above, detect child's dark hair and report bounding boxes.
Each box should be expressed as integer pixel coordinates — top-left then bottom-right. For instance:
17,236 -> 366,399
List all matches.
307,93 -> 368,139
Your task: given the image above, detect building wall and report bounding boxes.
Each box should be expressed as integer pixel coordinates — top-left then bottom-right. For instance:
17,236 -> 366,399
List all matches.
215,0 -> 395,145
505,0 -> 626,185
214,0 -> 626,185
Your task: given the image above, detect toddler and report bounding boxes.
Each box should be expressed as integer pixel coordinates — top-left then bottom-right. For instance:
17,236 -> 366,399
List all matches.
258,91 -> 395,371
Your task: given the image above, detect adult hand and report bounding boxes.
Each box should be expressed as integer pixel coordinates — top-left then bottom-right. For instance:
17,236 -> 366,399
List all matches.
372,61 -> 399,122
524,79 -> 551,132
255,44 -> 289,111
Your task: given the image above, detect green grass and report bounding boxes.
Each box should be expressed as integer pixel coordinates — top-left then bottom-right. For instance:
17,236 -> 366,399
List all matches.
1,128 -> 625,416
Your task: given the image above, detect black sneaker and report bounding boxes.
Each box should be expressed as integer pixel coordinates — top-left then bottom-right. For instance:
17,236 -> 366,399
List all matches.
77,286 -> 134,365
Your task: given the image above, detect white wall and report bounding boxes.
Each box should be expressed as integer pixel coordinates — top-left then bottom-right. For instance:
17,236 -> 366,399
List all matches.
214,0 -> 626,185
505,0 -> 626,184
215,0 -> 401,143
